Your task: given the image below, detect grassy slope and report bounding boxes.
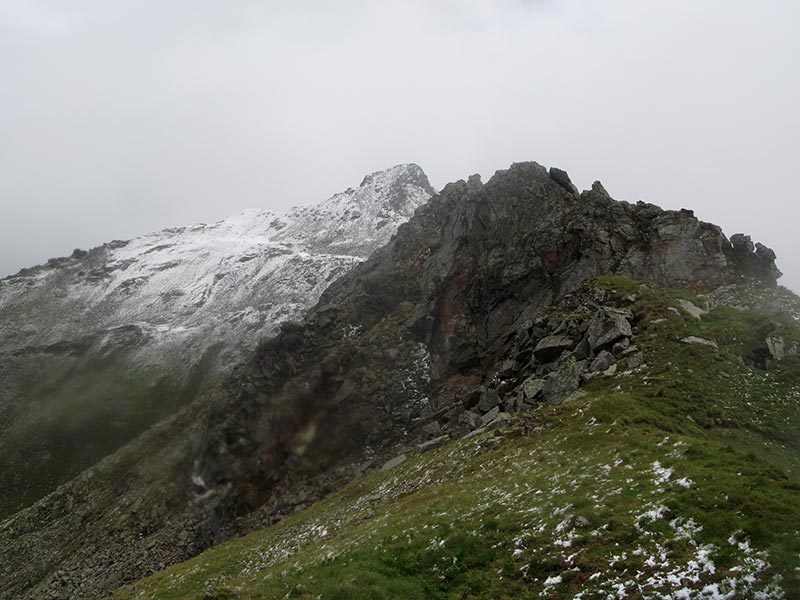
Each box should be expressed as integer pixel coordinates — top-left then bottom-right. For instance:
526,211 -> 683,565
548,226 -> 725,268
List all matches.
114,279 -> 800,599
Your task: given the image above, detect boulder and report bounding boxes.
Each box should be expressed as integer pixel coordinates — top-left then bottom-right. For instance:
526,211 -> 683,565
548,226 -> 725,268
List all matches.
380,454 -> 407,471
572,337 -> 591,360
542,357 -> 580,404
416,435 -> 450,453
590,350 -> 616,373
533,335 -> 574,362
484,412 -> 513,431
681,336 -> 718,349
676,299 -> 708,320
477,388 -> 500,413
586,309 -> 633,351
521,376 -> 545,401
459,411 -> 482,430
481,406 -> 501,424
766,336 -> 785,360
549,167 -> 579,195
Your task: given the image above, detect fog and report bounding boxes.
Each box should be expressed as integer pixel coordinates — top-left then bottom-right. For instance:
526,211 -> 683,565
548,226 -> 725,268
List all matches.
1,0 -> 798,290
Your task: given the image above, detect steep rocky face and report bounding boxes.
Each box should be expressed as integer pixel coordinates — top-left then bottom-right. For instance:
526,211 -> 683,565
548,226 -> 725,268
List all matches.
201,162 -> 780,510
0,163 -> 434,518
0,162 -> 782,599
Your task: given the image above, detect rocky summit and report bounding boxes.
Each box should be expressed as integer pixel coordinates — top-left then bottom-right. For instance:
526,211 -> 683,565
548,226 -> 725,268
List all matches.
1,162 -> 799,600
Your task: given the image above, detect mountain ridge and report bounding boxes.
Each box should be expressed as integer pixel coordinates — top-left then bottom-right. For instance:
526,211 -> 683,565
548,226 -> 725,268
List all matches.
1,161 -> 798,599
0,163 -> 434,519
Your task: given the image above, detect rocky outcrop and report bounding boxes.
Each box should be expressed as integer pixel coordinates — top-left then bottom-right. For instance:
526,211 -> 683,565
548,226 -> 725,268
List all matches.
0,161 -> 783,600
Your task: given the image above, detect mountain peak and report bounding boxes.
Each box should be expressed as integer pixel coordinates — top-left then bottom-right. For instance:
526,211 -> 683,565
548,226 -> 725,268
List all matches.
0,164 -> 434,523
267,164 -> 434,255
359,163 -> 434,194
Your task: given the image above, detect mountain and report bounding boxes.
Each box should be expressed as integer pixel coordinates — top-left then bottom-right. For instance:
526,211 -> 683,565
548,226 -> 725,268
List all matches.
2,162 -> 799,599
0,163 -> 434,519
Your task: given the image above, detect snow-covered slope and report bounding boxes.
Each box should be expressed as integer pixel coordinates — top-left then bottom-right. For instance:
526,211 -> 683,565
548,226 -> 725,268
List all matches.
0,163 -> 434,517
0,164 -> 433,364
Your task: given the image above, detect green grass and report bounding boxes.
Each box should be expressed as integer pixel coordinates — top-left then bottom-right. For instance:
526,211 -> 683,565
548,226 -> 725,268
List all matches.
113,279 -> 800,599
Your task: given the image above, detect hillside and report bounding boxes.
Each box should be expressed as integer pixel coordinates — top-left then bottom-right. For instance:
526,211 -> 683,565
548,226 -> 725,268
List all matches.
116,277 -> 800,599
0,164 -> 434,518
1,162 -> 797,599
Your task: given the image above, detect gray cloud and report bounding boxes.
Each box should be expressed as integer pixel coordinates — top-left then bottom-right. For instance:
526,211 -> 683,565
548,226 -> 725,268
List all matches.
1,0 -> 798,290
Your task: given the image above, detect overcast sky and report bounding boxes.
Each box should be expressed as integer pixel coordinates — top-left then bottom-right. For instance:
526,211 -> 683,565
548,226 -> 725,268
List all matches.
1,0 -> 798,290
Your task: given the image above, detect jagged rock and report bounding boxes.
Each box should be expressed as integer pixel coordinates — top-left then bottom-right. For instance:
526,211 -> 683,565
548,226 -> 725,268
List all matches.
730,234 -> 783,282
590,350 -> 616,373
681,336 -> 718,349
591,180 -> 610,200
533,335 -> 574,362
482,406 -> 501,424
459,411 -> 482,430
477,388 -> 500,413
676,298 -> 708,320
549,167 -> 579,195
603,364 -> 618,377
521,376 -> 545,401
542,357 -> 580,404
496,359 -> 518,378
586,309 -> 633,351
572,337 -> 591,360
731,233 -> 755,254
766,336 -> 786,360
484,412 -> 513,431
